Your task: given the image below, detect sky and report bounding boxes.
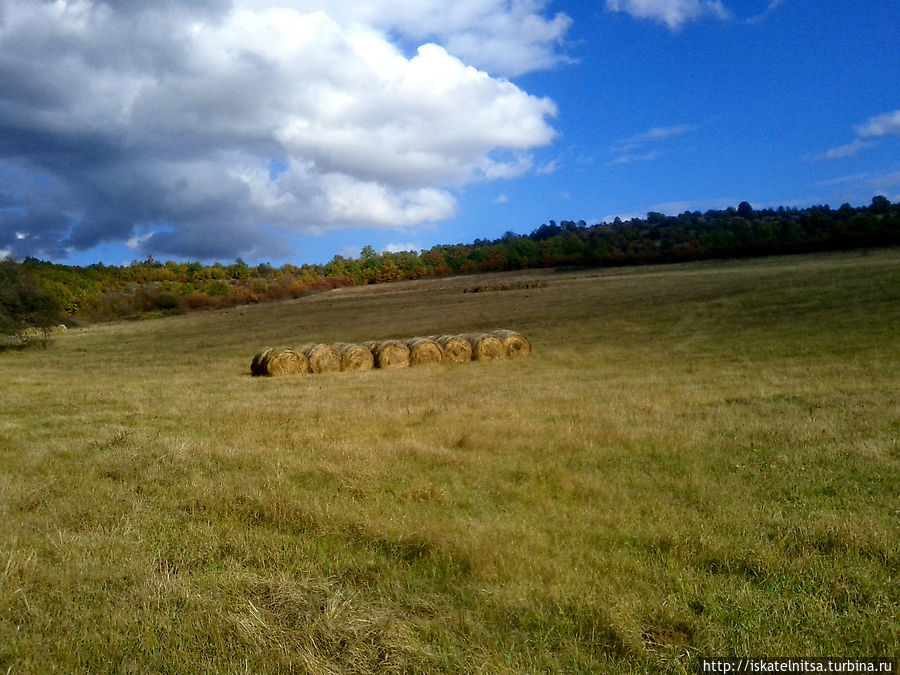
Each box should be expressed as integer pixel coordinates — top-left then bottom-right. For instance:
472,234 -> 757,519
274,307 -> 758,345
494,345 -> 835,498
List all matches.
1,0 -> 898,267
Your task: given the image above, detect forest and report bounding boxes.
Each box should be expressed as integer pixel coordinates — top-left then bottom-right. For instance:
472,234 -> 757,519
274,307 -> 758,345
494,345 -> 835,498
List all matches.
2,195 -> 898,334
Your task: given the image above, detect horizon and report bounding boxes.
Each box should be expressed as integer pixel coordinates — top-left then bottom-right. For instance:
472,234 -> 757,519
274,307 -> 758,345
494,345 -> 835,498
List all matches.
1,1 -> 898,268
5,194 -> 894,270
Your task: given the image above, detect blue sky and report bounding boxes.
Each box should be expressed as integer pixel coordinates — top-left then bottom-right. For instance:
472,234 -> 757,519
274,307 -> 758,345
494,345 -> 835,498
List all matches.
1,0 -> 898,267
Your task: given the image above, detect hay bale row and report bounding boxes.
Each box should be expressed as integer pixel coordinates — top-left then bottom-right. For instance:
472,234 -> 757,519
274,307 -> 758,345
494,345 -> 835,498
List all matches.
463,280 -> 547,293
251,329 -> 531,376
444,330 -> 531,360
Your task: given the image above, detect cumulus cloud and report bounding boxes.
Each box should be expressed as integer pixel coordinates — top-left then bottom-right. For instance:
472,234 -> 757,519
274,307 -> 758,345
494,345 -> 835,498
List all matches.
253,0 -> 574,76
0,0 -> 564,261
605,0 -> 729,29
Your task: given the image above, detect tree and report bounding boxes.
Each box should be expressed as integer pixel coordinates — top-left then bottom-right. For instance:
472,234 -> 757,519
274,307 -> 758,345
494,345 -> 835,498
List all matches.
0,259 -> 63,345
870,195 -> 891,215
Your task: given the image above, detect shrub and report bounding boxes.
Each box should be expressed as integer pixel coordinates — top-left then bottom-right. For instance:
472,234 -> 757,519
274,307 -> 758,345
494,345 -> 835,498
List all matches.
0,259 -> 63,345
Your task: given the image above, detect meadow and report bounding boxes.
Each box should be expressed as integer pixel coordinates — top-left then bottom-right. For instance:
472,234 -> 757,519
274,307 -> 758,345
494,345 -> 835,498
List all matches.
1,250 -> 898,673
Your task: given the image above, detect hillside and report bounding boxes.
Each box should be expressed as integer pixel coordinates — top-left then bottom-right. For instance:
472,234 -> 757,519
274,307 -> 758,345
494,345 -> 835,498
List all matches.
1,250 -> 898,672
2,196 -> 898,330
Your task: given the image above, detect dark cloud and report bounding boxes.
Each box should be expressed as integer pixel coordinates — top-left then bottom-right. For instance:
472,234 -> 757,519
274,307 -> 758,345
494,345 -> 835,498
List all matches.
0,0 -> 564,262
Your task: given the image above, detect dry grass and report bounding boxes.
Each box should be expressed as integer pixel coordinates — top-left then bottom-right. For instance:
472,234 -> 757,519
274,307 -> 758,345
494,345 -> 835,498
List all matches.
1,250 -> 898,673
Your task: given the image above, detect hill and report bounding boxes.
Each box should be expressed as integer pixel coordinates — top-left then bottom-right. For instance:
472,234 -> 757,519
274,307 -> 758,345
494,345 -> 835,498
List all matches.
1,250 -> 898,672
2,196 -> 898,329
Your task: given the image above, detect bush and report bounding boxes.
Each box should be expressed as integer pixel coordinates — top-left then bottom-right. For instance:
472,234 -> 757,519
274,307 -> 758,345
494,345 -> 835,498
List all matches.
0,259 -> 63,344
206,280 -> 231,297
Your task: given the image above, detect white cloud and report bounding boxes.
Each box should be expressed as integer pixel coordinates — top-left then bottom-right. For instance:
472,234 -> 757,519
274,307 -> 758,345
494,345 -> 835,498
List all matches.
815,173 -> 871,187
650,197 -> 734,214
609,151 -> 661,165
383,242 -> 421,253
535,158 -> 560,175
613,124 -> 698,152
605,0 -> 729,29
744,0 -> 788,24
0,0 -> 564,261
805,139 -> 873,162
270,0 -> 575,76
855,110 -> 900,138
476,154 -> 536,181
610,123 -> 696,164
602,211 -> 642,223
604,197 -> 736,223
493,193 -> 509,204
805,109 -> 899,163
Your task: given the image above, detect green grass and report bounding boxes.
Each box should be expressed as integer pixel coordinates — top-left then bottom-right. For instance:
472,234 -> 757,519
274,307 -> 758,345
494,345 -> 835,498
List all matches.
1,250 -> 899,673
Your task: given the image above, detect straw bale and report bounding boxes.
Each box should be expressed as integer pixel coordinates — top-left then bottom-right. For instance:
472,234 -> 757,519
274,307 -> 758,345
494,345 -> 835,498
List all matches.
371,340 -> 410,369
460,333 -> 506,360
300,343 -> 342,374
491,329 -> 532,358
407,337 -> 443,366
250,348 -> 273,376
333,342 -> 375,372
432,335 -> 472,364
261,347 -> 308,376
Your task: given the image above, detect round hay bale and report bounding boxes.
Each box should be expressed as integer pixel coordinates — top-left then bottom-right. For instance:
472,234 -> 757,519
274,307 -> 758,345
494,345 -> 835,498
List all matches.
432,335 -> 472,364
262,347 -> 308,376
300,343 -> 341,374
250,347 -> 274,376
460,333 -> 506,361
371,340 -> 410,369
407,337 -> 443,366
491,329 -> 532,358
333,342 -> 375,372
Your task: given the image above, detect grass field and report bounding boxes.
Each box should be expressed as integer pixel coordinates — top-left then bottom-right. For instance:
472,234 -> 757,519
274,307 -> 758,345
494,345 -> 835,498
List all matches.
1,250 -> 898,673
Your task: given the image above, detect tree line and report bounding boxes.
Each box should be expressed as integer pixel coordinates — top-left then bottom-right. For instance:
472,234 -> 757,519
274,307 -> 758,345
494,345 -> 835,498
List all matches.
2,196 -> 898,334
